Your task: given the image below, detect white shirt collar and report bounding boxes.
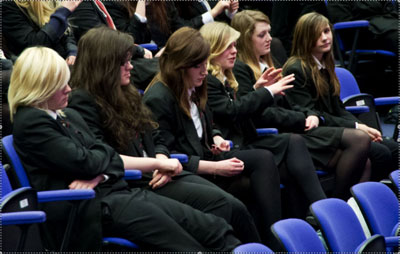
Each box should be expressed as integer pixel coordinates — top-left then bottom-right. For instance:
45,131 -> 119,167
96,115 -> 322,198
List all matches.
45,109 -> 58,120
312,55 -> 326,70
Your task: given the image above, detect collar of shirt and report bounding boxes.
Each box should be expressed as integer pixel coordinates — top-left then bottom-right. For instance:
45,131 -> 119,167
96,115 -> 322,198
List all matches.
259,61 -> 269,72
188,87 -> 196,98
312,55 -> 326,70
45,109 -> 58,120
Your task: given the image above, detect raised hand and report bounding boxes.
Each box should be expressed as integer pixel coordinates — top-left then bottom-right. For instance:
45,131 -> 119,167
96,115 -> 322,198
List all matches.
265,73 -> 295,96
254,67 -> 282,89
60,0 -> 83,12
211,0 -> 230,18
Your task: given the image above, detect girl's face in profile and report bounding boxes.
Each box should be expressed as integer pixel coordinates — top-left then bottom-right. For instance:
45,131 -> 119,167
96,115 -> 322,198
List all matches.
120,54 -> 133,86
251,21 -> 272,59
47,84 -> 71,111
186,60 -> 208,88
312,24 -> 332,60
214,41 -> 237,72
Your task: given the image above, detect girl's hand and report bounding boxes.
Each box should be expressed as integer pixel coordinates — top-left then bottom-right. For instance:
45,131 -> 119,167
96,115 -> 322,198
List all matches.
266,74 -> 295,96
228,0 -> 239,13
213,135 -> 231,152
149,170 -> 172,189
305,115 -> 319,131
254,67 -> 282,89
69,174 -> 104,189
158,158 -> 182,176
215,158 -> 244,177
66,55 -> 76,65
358,123 -> 383,142
61,0 -> 83,12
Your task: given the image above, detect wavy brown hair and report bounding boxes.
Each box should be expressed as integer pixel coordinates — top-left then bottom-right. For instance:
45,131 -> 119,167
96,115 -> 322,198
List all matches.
284,12 -> 340,98
147,27 -> 210,118
231,10 -> 274,80
70,26 -> 157,152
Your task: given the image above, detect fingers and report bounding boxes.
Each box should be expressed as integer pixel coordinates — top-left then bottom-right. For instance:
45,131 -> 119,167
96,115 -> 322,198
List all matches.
151,174 -> 171,189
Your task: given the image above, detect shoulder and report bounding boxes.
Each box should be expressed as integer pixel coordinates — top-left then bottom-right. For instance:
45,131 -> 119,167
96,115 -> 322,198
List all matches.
143,82 -> 174,104
206,73 -> 223,88
283,58 -> 307,77
233,60 -> 254,77
13,107 -> 56,138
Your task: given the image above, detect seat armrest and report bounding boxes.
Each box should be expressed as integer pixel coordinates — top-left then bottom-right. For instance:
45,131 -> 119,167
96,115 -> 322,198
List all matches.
139,43 -> 158,51
170,154 -> 189,163
345,106 -> 370,113
37,189 -> 95,203
374,96 -> 400,106
333,20 -> 369,30
1,211 -> 46,226
256,128 -> 278,135
124,169 -> 142,180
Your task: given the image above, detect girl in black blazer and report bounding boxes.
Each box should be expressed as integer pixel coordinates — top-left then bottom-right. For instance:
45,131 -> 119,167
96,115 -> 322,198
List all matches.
8,46 -> 243,251
230,10 -> 373,199
68,26 -> 259,244
283,12 -> 397,192
144,26 -> 288,251
2,0 -> 80,63
199,22 -> 327,215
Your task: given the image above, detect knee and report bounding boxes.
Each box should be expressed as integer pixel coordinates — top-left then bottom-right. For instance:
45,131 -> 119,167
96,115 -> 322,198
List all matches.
353,129 -> 371,150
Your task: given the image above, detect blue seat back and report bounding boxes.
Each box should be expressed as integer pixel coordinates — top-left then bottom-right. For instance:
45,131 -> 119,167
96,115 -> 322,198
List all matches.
389,170 -> 399,192
272,218 -> 326,252
335,67 -> 361,99
311,198 -> 366,252
233,242 -> 274,253
351,182 -> 399,237
2,135 -> 31,187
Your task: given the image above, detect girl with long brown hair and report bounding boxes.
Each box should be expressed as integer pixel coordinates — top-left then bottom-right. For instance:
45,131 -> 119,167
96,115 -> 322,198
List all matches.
144,26 -> 292,251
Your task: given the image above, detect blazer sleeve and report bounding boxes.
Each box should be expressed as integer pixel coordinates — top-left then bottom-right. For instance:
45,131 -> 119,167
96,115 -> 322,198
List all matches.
3,1 -> 73,56
206,73 -> 274,123
234,61 -> 306,132
13,107 -> 124,180
143,84 -> 201,173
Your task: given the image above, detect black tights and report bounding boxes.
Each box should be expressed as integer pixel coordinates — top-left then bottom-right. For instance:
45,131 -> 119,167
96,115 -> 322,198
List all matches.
329,128 -> 371,199
284,134 -> 327,203
216,149 -> 282,250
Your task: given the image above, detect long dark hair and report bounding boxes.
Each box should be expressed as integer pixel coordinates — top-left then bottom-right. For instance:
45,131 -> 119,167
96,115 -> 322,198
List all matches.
284,12 -> 340,98
147,27 -> 210,118
70,26 -> 157,152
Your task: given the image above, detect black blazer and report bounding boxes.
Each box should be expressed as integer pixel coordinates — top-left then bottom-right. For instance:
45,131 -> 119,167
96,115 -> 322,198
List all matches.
206,69 -> 274,146
283,58 -> 359,128
105,1 -> 184,47
143,81 -> 223,173
2,1 -> 76,59
174,1 -> 233,29
12,106 -> 128,251
233,60 -> 306,133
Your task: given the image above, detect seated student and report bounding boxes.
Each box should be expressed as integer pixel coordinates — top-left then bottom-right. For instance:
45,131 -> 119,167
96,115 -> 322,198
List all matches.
174,0 -> 239,29
67,26 -> 259,244
144,26 -> 291,251
103,1 -> 184,48
230,10 -> 372,199
199,22 -> 327,213
282,12 -> 398,183
2,0 -> 80,64
8,46 -> 243,252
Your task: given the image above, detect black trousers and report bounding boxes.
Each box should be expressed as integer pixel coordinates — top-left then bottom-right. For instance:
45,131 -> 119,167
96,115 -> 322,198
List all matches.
101,187 -> 240,251
152,173 -> 260,244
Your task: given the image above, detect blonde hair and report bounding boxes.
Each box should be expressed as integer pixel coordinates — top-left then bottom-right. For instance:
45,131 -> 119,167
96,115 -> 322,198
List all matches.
14,0 -> 59,27
199,22 -> 240,92
285,12 -> 340,98
231,10 -> 274,80
8,47 -> 70,121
